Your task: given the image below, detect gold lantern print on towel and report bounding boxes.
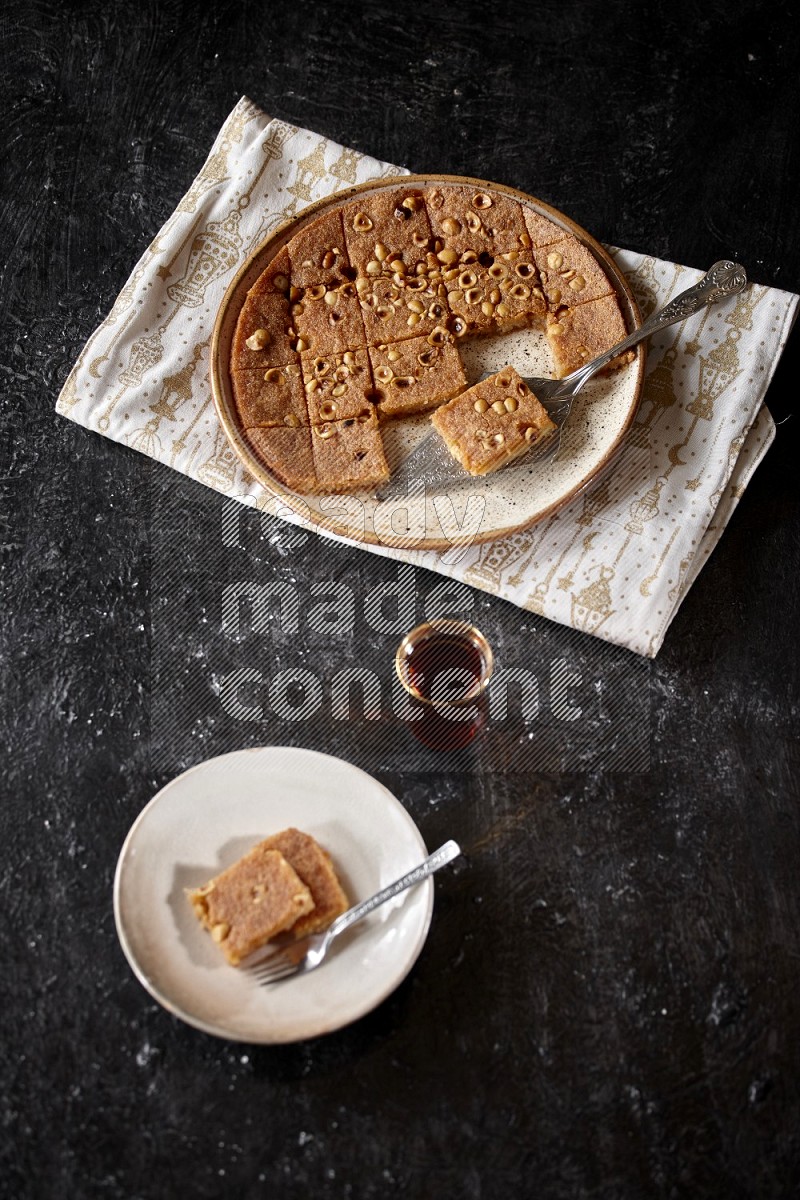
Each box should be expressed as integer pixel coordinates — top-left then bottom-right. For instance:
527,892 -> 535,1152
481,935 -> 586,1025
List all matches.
571,565 -> 616,636
167,208 -> 244,309
175,101 -> 266,216
625,476 -> 666,536
686,331 -> 741,421
125,343 -> 207,462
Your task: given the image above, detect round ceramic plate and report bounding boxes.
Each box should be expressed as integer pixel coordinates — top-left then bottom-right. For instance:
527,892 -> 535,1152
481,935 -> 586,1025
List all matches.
211,175 -> 645,551
113,747 -> 434,1043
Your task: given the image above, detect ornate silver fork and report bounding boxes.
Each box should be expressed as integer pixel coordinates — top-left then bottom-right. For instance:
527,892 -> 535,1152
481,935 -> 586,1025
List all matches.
247,839 -> 462,985
374,260 -> 747,500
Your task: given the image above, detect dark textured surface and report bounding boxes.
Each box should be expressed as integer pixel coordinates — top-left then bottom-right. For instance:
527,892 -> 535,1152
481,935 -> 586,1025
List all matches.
2,1 -> 800,1197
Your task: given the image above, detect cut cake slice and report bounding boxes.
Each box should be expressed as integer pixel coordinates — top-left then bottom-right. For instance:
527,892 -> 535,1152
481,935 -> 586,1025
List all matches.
430,366 -> 557,476
311,410 -> 389,492
243,425 -> 317,493
259,828 -> 348,938
300,346 -> 376,424
545,294 -> 630,378
368,333 -> 466,418
187,846 -> 314,966
231,363 -> 308,428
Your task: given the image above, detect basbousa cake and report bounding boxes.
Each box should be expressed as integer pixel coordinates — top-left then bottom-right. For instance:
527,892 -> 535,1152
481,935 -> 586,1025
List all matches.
431,366 -> 557,476
228,183 -> 631,493
188,828 -> 348,965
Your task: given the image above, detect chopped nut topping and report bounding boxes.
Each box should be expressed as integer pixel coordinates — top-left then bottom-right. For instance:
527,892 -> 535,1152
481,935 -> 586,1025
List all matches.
245,329 -> 270,351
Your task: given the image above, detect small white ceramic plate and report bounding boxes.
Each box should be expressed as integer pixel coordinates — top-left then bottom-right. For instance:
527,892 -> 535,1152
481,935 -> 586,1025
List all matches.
113,747 -> 433,1042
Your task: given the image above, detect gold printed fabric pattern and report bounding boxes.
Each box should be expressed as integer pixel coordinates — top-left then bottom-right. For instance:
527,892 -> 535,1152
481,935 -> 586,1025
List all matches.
56,97 -> 798,657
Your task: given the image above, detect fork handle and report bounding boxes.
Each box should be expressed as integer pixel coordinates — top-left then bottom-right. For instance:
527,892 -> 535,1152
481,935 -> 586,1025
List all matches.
558,259 -> 748,395
327,840 -> 462,941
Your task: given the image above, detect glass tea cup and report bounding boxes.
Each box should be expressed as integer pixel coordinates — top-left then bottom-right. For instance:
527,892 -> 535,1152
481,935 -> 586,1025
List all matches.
394,618 -> 494,750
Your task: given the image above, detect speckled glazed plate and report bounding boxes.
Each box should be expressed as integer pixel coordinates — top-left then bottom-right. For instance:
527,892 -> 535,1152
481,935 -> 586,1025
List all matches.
113,747 -> 433,1043
211,176 -> 645,551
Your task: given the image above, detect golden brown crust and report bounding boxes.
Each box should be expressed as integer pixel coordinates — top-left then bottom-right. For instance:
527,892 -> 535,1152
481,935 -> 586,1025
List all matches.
341,188 -> 434,274
291,281 -> 366,356
230,290 -> 298,371
248,245 -> 292,297
522,208 -> 566,249
287,209 -> 351,289
533,238 -> 615,311
300,347 -> 376,424
231,363 -> 307,427
243,426 -> 317,493
425,184 -> 530,255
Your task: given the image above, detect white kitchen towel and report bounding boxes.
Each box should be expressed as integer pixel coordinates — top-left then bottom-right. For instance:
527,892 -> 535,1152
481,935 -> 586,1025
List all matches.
56,96 -> 797,657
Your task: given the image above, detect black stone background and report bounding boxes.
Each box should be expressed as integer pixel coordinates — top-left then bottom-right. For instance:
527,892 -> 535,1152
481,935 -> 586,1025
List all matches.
2,1 -> 799,1197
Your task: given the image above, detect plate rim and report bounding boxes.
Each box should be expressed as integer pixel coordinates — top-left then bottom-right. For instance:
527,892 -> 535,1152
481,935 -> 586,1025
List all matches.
210,174 -> 646,550
113,745 -> 434,1043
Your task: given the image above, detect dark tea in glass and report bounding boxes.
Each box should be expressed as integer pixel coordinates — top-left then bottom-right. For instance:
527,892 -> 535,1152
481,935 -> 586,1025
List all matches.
395,619 -> 494,751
